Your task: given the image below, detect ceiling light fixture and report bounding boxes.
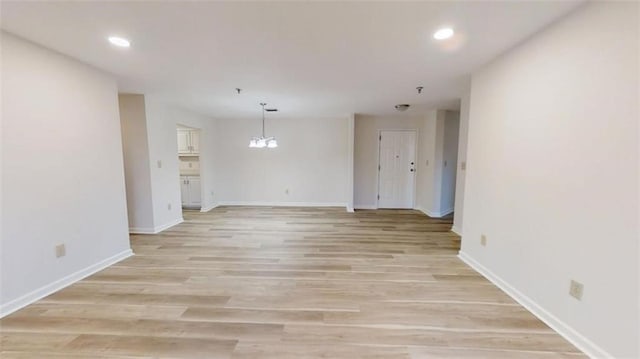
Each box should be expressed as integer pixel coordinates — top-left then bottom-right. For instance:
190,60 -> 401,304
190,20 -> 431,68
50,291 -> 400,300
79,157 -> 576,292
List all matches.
108,36 -> 130,47
249,103 -> 278,149
433,28 -> 454,40
395,104 -> 410,112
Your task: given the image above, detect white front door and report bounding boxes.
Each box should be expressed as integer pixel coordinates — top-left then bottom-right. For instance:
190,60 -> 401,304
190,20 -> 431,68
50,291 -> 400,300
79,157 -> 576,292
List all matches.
378,130 -> 416,209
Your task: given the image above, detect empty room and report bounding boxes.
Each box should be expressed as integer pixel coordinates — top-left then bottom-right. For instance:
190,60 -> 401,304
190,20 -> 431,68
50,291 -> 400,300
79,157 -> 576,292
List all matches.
1,1 -> 638,358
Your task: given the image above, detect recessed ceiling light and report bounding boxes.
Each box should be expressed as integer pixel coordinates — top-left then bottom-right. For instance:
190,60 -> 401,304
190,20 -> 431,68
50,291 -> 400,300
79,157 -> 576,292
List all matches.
433,28 -> 454,40
108,36 -> 130,48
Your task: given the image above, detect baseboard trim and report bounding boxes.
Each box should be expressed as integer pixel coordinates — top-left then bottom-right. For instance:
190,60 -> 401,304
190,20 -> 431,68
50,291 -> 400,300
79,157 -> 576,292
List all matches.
129,217 -> 184,234
451,225 -> 462,236
0,248 -> 134,318
200,203 -> 218,212
416,207 -> 454,218
129,226 -> 156,234
154,217 -> 184,233
458,251 -> 611,359
346,205 -> 355,213
217,201 -> 347,208
354,204 -> 377,210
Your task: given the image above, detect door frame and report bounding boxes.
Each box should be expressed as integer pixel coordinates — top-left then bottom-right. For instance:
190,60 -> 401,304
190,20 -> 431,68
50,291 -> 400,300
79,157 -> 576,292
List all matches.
376,129 -> 419,209
177,124 -> 204,212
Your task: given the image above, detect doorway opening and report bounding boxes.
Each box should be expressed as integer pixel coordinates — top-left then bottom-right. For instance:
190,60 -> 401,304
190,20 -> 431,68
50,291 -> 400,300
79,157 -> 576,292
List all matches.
177,125 -> 202,211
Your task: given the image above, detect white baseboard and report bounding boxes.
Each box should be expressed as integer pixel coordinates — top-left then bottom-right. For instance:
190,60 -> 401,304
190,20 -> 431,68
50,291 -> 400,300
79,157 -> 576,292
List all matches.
200,203 -> 218,212
354,204 -> 377,210
129,226 -> 156,234
217,201 -> 347,208
154,217 -> 184,232
451,225 -> 462,236
346,205 -> 354,213
0,248 -> 134,318
458,251 -> 611,359
129,217 -> 183,234
416,207 -> 454,218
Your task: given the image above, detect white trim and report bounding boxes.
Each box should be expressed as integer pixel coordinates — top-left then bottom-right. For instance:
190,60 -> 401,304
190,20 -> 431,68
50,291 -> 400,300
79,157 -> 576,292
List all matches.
438,207 -> 455,217
217,201 -> 348,208
154,217 -> 184,233
0,249 -> 134,318
416,207 -> 453,218
458,251 -> 611,359
129,226 -> 157,234
354,204 -> 377,210
129,217 -> 183,234
200,203 -> 218,212
450,225 -> 462,236
346,205 -> 354,213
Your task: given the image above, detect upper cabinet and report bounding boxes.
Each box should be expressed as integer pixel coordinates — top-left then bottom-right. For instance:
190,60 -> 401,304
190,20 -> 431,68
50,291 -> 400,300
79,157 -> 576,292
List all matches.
177,129 -> 200,155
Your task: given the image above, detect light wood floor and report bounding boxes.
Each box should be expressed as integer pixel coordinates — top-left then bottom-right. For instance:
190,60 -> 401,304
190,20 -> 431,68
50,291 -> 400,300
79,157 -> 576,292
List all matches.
1,207 -> 584,358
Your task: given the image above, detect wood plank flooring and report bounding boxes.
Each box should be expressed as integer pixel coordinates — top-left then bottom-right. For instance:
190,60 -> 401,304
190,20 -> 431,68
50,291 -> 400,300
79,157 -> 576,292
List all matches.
0,207 -> 585,358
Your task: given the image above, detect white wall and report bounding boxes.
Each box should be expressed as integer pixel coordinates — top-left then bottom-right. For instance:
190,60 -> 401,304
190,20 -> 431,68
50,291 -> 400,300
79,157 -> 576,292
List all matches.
354,114 -> 421,208
119,94 -> 154,231
144,96 -> 217,227
415,110 -> 440,214
415,110 -> 459,217
1,32 -> 131,315
460,3 -> 638,357
440,111 -> 459,214
346,114 -> 355,212
452,91 -> 470,234
214,116 -> 349,206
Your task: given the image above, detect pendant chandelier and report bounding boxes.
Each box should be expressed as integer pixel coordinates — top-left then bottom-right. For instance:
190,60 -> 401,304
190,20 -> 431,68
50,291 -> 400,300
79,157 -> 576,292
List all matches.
249,103 -> 278,148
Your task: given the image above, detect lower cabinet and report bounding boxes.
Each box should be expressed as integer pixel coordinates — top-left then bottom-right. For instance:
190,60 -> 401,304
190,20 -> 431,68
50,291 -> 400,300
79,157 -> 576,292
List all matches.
180,176 -> 201,208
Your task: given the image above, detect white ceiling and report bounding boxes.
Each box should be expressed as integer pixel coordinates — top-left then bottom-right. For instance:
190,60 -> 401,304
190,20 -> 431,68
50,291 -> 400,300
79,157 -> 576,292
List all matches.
1,1 -> 583,119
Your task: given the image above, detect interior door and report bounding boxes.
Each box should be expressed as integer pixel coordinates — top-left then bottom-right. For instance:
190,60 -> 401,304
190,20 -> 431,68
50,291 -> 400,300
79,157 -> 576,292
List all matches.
378,130 -> 416,208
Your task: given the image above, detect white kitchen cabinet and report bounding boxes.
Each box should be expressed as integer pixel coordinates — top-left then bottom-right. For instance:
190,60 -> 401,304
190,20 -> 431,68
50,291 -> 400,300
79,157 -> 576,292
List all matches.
177,130 -> 191,153
179,157 -> 200,175
180,175 -> 201,208
177,129 -> 200,155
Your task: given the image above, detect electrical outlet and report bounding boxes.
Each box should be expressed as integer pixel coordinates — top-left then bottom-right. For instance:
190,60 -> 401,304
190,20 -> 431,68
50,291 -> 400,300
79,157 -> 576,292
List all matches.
285,188 -> 290,195
210,191 -> 214,196
167,202 -> 172,210
55,244 -> 66,258
444,160 -> 448,167
461,161 -> 467,170
480,234 -> 487,246
569,280 -> 584,300
157,160 -> 162,168
425,160 -> 429,166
